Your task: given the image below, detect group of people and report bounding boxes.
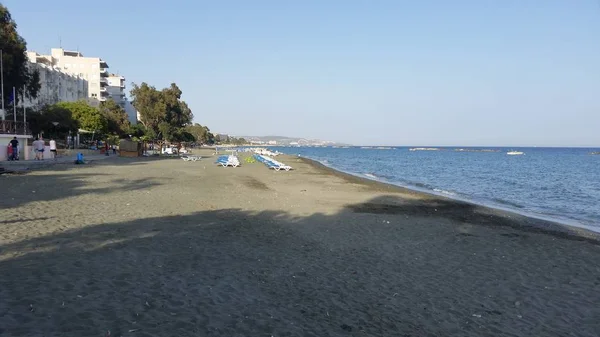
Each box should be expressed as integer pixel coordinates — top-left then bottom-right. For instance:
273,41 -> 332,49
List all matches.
6,137 -> 57,161
31,137 -> 57,160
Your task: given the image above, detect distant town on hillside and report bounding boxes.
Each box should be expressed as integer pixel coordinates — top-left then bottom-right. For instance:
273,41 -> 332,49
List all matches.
214,135 -> 351,147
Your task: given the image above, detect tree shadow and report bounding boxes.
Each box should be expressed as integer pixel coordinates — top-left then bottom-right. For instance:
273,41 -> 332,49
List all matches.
0,171 -> 168,210
1,197 -> 599,336
346,195 -> 600,244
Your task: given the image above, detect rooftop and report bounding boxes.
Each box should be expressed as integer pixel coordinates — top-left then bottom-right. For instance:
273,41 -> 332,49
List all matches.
63,50 -> 83,57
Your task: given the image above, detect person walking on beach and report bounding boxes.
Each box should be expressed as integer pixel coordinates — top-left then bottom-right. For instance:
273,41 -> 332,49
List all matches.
32,137 -> 45,160
8,137 -> 18,161
49,138 -> 57,160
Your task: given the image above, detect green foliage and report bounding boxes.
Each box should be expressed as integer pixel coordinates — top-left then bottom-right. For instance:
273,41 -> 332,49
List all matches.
129,82 -> 194,141
106,134 -> 120,146
56,100 -> 107,133
216,136 -> 247,145
0,4 -> 40,107
129,82 -> 166,133
185,123 -> 214,145
157,121 -> 174,141
28,104 -> 78,138
99,99 -> 130,136
128,123 -> 147,138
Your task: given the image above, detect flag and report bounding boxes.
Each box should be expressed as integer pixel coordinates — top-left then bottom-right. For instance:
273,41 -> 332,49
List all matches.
8,91 -> 14,103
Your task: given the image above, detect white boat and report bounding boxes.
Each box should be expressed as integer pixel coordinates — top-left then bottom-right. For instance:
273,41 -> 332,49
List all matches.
507,151 -> 524,155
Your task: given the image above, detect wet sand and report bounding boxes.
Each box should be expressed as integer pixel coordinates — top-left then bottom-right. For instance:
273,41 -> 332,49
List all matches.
1,150 -> 599,337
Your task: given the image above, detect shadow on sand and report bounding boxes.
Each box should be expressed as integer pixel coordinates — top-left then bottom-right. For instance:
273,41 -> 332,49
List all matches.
0,158 -> 177,210
1,195 -> 599,337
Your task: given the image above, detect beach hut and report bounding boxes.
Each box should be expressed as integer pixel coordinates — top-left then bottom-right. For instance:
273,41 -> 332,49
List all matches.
119,139 -> 142,157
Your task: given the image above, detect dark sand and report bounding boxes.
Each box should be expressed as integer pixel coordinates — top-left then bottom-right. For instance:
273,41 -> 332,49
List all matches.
1,150 -> 599,337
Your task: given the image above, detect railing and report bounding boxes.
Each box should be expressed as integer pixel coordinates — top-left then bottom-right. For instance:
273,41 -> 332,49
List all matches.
0,120 -> 31,135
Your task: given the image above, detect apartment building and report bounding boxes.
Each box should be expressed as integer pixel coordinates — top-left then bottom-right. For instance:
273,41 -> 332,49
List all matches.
22,48 -> 138,124
27,48 -> 110,102
24,52 -> 88,108
106,74 -> 126,107
107,74 -> 138,124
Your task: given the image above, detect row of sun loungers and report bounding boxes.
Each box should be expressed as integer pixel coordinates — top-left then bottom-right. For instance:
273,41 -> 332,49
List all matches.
249,148 -> 281,156
254,155 -> 293,171
216,155 -> 240,167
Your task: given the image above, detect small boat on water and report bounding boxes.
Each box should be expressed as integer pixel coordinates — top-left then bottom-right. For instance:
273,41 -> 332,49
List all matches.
507,151 -> 525,155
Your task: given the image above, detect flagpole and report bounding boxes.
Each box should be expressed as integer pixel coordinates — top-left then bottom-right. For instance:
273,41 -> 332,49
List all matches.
1,49 -> 5,121
13,87 -> 17,133
23,85 -> 26,130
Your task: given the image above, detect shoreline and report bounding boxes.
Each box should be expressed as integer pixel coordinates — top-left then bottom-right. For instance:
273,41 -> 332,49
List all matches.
297,155 -> 600,243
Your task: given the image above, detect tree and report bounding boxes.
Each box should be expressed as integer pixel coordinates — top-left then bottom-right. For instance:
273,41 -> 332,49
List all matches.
28,104 -> 78,138
99,99 -> 130,136
185,123 -> 215,144
56,100 -> 107,133
130,82 -> 194,141
0,4 -> 40,108
129,82 -> 166,135
157,121 -> 174,141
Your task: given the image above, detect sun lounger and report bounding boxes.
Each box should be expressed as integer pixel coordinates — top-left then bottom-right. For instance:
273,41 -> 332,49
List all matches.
254,155 -> 292,171
216,155 -> 240,167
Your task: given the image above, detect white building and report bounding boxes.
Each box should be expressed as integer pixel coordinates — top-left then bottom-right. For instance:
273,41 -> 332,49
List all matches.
28,48 -> 110,102
106,74 -> 126,107
24,52 -> 88,108
123,100 -> 138,124
106,74 -> 138,124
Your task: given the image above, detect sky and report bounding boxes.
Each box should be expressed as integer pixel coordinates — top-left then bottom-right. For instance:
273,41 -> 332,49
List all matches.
4,0 -> 600,146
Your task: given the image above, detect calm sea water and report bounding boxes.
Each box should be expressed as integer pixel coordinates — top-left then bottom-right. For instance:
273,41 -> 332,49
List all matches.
272,146 -> 600,232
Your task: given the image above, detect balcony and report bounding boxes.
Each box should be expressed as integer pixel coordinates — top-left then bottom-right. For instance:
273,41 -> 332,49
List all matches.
0,120 -> 31,135
100,87 -> 107,92
100,68 -> 108,77
100,78 -> 108,86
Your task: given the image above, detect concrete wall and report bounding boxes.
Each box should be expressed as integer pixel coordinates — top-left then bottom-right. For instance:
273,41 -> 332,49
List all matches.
23,62 -> 88,108
0,135 -> 33,161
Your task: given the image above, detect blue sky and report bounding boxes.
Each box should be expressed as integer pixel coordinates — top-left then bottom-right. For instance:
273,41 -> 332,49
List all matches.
4,0 -> 600,146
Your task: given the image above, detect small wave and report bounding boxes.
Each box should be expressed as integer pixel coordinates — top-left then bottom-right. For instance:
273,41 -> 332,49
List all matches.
409,147 -> 440,151
364,173 -> 378,179
492,198 -> 525,209
433,188 -> 457,196
414,182 -> 436,190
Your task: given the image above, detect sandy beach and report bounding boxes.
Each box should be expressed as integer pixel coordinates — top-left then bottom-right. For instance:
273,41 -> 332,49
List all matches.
1,150 -> 599,337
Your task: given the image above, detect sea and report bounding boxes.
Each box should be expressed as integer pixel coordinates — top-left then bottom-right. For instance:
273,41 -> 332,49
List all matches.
269,146 -> 600,232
